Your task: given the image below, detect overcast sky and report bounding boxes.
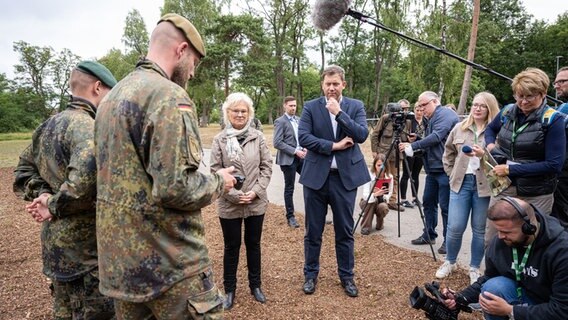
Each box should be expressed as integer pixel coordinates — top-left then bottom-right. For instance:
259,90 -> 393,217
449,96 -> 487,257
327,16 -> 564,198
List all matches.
0,0 -> 566,79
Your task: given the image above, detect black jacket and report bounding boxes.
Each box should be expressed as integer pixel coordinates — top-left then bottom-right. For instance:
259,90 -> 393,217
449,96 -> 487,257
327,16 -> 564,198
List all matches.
460,212 -> 568,320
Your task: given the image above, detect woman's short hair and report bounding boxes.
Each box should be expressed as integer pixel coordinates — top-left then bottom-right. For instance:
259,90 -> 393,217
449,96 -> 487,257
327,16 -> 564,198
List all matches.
221,92 -> 255,128
511,67 -> 550,96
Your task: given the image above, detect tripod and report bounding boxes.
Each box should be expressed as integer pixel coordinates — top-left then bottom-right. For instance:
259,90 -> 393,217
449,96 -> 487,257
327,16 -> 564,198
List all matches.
353,119 -> 437,261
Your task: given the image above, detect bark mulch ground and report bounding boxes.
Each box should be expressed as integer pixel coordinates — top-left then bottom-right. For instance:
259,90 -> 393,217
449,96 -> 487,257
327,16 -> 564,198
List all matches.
0,167 -> 482,319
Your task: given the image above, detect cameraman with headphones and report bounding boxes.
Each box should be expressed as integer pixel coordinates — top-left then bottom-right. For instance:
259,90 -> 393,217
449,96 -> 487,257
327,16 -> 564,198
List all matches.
442,197 -> 568,320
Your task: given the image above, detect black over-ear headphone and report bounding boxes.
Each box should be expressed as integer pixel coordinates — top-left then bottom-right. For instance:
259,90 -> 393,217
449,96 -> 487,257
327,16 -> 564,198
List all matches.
501,196 -> 537,235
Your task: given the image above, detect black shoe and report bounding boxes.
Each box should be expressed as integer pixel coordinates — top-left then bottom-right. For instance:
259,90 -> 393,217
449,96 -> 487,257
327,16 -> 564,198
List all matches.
287,216 -> 300,228
303,278 -> 316,294
401,200 -> 415,208
251,287 -> 266,303
411,236 -> 435,245
438,241 -> 447,254
341,279 -> 359,297
223,291 -> 235,310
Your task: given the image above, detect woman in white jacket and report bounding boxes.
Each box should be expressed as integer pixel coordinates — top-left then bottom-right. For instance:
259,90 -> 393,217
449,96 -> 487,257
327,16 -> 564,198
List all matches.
359,153 -> 394,235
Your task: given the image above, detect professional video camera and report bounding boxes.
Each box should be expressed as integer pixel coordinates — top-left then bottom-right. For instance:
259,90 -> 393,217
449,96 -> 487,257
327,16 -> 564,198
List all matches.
387,102 -> 414,129
409,281 -> 472,320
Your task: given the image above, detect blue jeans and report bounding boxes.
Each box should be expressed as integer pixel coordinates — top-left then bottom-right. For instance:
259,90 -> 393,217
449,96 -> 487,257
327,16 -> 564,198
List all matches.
481,276 -> 534,320
421,172 -> 450,241
446,175 -> 489,267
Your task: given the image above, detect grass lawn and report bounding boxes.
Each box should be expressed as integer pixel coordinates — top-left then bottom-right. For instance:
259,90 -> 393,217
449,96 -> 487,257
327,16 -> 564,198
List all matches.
0,132 -> 32,141
0,140 -> 30,168
0,123 -> 373,169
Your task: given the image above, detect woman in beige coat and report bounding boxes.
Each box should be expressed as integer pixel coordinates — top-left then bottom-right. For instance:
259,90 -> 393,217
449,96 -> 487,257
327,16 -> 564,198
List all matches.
210,92 -> 273,309
435,92 -> 500,284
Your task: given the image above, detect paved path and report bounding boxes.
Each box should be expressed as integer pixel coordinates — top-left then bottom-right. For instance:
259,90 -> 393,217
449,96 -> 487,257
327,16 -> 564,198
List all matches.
200,150 -> 479,271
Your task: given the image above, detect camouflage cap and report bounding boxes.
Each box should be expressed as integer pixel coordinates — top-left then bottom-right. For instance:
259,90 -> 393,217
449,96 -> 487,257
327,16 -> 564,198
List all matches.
76,61 -> 117,88
158,13 -> 206,58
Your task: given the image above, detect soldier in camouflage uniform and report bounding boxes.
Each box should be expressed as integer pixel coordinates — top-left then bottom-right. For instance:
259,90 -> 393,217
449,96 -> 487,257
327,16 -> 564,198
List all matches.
94,13 -> 236,320
13,61 -> 117,320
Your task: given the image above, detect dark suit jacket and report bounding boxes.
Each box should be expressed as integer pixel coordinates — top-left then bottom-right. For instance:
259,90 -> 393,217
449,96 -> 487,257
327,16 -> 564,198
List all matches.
298,96 -> 371,191
273,114 -> 300,166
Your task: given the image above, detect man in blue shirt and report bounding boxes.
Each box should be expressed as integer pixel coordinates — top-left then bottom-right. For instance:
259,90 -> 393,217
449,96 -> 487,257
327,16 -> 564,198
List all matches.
399,91 -> 459,254
552,66 -> 568,224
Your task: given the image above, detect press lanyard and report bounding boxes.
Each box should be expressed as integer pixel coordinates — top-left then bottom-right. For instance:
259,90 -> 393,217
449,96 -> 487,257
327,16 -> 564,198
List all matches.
472,124 -> 478,145
512,244 -> 532,300
511,120 -> 529,157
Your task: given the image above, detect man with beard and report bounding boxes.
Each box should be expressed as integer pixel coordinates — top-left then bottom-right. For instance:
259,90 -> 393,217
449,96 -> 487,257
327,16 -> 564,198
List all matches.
442,197 -> 568,320
94,13 -> 236,319
552,66 -> 568,224
298,65 -> 370,297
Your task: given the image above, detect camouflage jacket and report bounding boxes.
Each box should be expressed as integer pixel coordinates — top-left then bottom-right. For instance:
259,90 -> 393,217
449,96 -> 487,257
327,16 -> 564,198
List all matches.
94,59 -> 225,302
13,97 -> 99,281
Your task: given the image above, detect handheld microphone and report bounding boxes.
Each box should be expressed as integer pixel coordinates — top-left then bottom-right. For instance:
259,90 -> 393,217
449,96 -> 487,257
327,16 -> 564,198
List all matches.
311,0 -> 352,31
462,145 -> 473,154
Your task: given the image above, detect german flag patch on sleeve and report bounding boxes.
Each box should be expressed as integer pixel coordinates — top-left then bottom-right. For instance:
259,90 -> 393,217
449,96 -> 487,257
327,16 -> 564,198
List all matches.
178,103 -> 192,112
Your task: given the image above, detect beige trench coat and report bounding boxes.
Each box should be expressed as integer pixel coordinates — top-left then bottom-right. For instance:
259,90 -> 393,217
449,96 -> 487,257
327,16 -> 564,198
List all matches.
210,128 -> 273,219
443,121 -> 491,197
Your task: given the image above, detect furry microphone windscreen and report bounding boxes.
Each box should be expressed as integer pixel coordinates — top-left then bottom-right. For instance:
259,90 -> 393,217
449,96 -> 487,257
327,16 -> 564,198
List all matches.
311,0 -> 352,31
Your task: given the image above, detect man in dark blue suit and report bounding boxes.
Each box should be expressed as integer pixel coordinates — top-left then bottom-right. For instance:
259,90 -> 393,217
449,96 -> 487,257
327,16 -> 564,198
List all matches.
273,96 -> 306,228
298,65 -> 370,297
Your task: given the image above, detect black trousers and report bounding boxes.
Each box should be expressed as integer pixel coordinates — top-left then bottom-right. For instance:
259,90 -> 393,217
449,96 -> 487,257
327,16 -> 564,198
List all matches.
400,156 -> 424,200
280,158 -> 303,219
219,214 -> 265,292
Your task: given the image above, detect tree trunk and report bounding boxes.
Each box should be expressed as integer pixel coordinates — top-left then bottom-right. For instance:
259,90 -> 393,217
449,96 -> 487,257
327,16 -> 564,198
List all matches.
457,0 -> 480,115
438,0 -> 448,100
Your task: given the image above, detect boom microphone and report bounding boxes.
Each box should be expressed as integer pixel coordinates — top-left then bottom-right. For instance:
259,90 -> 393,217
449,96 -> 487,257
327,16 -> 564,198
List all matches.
311,0 -> 352,31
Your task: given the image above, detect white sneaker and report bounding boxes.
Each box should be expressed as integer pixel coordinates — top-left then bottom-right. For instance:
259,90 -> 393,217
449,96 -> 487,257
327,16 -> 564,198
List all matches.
469,267 -> 481,284
435,261 -> 457,279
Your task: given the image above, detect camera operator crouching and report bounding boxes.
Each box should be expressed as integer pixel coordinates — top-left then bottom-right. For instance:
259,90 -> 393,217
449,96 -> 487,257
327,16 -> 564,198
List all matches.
370,99 -> 414,212
438,197 -> 568,320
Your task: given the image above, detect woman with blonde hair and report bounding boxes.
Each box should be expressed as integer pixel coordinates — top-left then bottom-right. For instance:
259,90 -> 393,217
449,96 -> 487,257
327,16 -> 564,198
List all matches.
210,92 -> 273,309
435,92 -> 500,284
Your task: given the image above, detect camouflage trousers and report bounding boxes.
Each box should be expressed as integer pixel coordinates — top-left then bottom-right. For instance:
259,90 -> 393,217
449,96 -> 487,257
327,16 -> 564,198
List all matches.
115,269 -> 224,320
52,270 -> 115,320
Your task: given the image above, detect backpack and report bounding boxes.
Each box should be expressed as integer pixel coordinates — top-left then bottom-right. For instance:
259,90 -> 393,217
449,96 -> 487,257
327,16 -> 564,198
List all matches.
500,103 -> 560,133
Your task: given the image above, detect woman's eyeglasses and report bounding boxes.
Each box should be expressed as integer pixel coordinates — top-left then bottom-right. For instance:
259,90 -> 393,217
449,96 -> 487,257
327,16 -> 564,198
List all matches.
471,103 -> 488,110
513,94 -> 539,103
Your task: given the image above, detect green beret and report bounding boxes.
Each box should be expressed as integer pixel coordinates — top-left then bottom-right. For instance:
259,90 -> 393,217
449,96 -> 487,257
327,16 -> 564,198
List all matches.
159,13 -> 206,58
76,61 -> 117,88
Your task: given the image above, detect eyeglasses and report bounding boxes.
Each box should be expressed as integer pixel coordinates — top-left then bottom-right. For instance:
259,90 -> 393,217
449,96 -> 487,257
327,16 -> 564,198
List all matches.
229,109 -> 248,115
553,79 -> 568,86
471,103 -> 488,110
513,94 -> 540,103
417,99 -> 434,108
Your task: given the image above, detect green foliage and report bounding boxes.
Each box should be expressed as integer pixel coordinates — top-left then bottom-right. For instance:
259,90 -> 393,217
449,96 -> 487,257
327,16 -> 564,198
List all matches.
3,0 -> 567,134
98,49 -> 139,81
123,9 -> 149,56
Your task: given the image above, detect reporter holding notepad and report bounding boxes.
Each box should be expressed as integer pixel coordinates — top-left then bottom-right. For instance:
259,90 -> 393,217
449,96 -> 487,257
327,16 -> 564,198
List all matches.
359,153 -> 393,235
